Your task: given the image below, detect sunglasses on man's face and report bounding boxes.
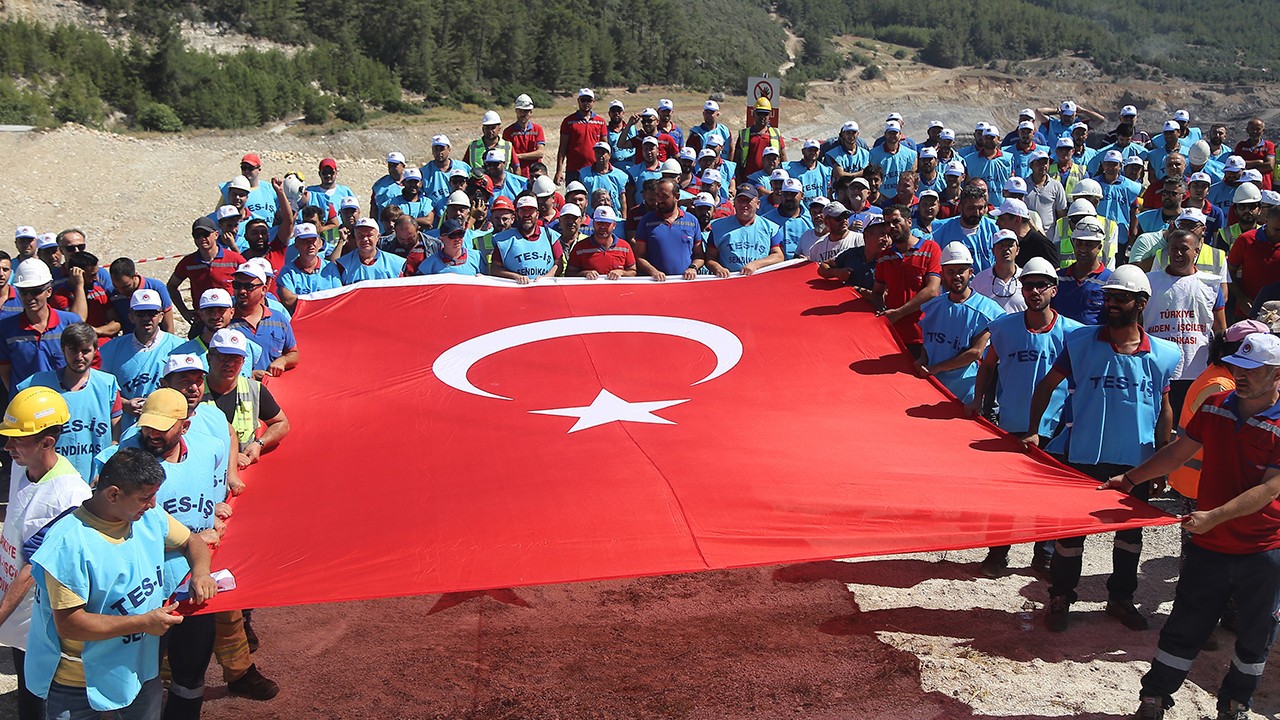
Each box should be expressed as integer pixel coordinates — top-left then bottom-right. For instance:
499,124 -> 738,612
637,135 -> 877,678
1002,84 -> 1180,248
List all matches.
231,281 -> 263,291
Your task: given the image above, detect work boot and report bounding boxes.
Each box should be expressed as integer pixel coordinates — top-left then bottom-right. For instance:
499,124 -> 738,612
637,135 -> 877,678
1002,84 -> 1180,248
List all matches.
979,550 -> 1008,578
1216,700 -> 1248,720
1134,696 -> 1164,719
1106,598 -> 1149,631
227,664 -> 279,701
1045,596 -> 1069,632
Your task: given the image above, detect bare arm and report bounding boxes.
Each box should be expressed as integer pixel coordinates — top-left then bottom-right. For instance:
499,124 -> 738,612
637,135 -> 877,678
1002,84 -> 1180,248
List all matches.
1023,366 -> 1068,445
166,273 -> 194,324
930,329 -> 990,374
0,565 -> 33,626
741,245 -> 784,275
964,347 -> 999,416
1184,466 -> 1280,534
883,275 -> 941,323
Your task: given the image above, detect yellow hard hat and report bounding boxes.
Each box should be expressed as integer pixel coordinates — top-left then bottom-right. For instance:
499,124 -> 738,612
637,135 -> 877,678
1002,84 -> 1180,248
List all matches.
754,97 -> 772,112
0,386 -> 71,437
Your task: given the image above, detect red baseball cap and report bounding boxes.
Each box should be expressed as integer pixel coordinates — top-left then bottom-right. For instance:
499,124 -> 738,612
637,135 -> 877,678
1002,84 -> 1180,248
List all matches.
491,196 -> 515,213
319,158 -> 337,171
241,153 -> 262,167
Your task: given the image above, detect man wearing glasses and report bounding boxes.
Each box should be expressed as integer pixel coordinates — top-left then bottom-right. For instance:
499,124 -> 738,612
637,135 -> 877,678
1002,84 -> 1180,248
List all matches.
968,256 -> 1083,576
1025,264 -> 1180,633
0,259 -> 83,391
52,229 -> 113,295
228,263 -> 297,378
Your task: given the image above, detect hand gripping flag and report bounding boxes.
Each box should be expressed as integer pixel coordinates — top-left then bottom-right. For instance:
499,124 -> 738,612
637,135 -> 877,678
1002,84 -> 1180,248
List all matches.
198,264 -> 1176,612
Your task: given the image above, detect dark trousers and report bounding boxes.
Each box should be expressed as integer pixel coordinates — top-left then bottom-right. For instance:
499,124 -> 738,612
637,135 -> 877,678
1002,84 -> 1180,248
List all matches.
10,647 -> 43,720
1048,461 -> 1146,603
1168,379 -> 1193,422
163,613 -> 216,720
1141,543 -> 1280,712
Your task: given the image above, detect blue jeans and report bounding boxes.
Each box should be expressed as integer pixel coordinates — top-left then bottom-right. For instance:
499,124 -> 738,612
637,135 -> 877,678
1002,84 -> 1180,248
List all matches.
45,676 -> 162,720
1140,543 -> 1280,712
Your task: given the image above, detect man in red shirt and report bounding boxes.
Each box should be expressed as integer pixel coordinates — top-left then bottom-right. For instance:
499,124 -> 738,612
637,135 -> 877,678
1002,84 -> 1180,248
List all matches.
168,217 -> 246,328
1109,332 -> 1280,720
1228,204 -> 1280,317
868,204 -> 942,357
736,97 -> 785,181
617,108 -> 680,164
503,94 -> 545,178
1234,118 -> 1275,191
566,207 -> 636,280
50,251 -> 117,340
555,88 -> 608,186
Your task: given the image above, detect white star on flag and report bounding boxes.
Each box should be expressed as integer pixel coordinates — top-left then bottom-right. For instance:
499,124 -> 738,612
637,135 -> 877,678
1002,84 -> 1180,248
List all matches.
530,389 -> 690,433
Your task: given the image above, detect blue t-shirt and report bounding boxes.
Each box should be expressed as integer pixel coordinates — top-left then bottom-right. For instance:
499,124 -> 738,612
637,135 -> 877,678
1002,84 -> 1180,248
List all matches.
867,145 -> 918,202
335,249 -> 407,285
228,307 -> 296,364
419,160 -> 470,205
577,165 -> 631,215
919,291 -> 1005,403
490,172 -> 529,203
98,330 -> 185,407
17,369 -> 120,482
108,278 -> 173,335
759,207 -> 815,259
707,215 -> 782,271
416,249 -> 485,276
930,215 -> 1000,272
985,312 -> 1084,435
1052,266 -> 1112,325
1046,326 -> 1180,466
634,210 -> 703,275
784,161 -> 832,200
687,123 -> 732,157
277,258 -> 344,297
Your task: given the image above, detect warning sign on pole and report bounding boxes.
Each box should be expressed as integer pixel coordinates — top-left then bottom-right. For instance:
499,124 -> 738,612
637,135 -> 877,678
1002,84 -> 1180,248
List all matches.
746,75 -> 780,128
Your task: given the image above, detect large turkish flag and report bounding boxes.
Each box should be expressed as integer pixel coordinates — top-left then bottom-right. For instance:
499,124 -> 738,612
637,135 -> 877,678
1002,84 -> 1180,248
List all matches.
198,264 -> 1176,612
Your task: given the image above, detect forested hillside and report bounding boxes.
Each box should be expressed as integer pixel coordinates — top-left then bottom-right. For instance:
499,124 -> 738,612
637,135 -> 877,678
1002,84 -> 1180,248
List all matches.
0,0 -> 1272,131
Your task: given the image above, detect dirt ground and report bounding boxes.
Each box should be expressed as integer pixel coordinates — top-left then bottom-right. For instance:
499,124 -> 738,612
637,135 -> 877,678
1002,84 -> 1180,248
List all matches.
0,52 -> 1279,720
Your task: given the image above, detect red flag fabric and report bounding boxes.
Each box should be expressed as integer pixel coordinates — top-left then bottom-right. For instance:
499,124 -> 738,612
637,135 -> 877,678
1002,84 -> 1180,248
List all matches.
199,263 -> 1177,613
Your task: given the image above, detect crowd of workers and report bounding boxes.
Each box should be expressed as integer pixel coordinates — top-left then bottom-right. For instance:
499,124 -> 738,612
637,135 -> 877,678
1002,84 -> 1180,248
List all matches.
0,89 -> 1277,720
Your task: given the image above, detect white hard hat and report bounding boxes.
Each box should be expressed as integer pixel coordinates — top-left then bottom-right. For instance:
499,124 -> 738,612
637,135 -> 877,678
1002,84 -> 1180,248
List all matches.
514,94 -> 534,110
1101,264 -> 1152,296
481,110 -> 501,125
1235,182 -> 1263,204
939,241 -> 974,267
531,175 -> 557,198
1020,257 -> 1058,282
12,258 -> 52,288
1067,198 -> 1097,217
228,175 -> 251,192
282,174 -> 304,208
1071,217 -> 1106,241
1071,178 -> 1103,199
447,190 -> 471,207
660,159 -> 682,176
1189,140 -> 1211,166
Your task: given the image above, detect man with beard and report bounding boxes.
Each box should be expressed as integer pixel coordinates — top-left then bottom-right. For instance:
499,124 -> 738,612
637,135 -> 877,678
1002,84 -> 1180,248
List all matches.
566,207 -> 635,280
634,178 -> 703,282
806,200 -> 861,264
917,147 -> 944,195
868,122 -> 918,204
760,179 -> 812,258
1137,178 -> 1189,238
228,263 -> 298,377
173,289 -> 264,380
1209,156 -> 1246,213
100,290 -> 185,431
625,137 -> 665,209
992,197 -> 1057,267
1008,120 -> 1049,179
705,185 -> 784,277
964,126 -> 1012,201
967,257 -> 1082,576
13,226 -> 35,262
50,252 -> 116,340
386,168 -> 434,232
914,242 -> 1004,403
869,205 -> 942,358
379,215 -> 435,264
1233,118 -> 1275,191
817,207 -> 882,291
336,219 -> 406,286
1229,203 -> 1280,318
1025,264 -> 1179,633
823,121 -> 869,181
931,185 -> 999,272
214,176 -> 291,254
490,196 -> 560,285
785,139 -> 832,201
276,224 -> 343,310
239,214 -> 295,277
578,142 -> 630,217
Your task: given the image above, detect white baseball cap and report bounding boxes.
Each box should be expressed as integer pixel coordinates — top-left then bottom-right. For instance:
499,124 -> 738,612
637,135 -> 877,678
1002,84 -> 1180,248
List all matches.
704,100 -> 720,112
1019,108 -> 1035,119
577,88 -> 595,99
701,168 -> 723,185
1175,208 -> 1207,225
705,135 -> 724,147
164,353 -> 207,376
609,99 -> 624,110
1188,171 -> 1212,185
209,328 -> 249,357
401,167 -> 422,181
515,195 -> 538,210
234,261 -> 268,284
354,218 -> 379,230
983,126 -> 1001,138
679,147 -> 697,161
1261,190 -> 1280,206
841,121 -> 860,133
558,203 -> 582,219
939,128 -> 955,141
130,289 -> 163,312
781,178 -> 803,194
640,135 -> 659,147
809,196 -> 832,208
1224,333 -> 1280,369
939,242 -> 974,266
1060,100 -> 1077,115
884,121 -> 902,134
35,233 -> 57,250
481,110 -> 501,125
13,226 -> 35,240
1056,137 -> 1074,149
1174,109 -> 1190,122
944,161 -> 966,178
340,196 -> 360,210
1103,149 -> 1124,164
1163,120 -> 1181,133
993,198 -> 1030,219
1225,155 -> 1247,172
928,120 -> 944,129
658,98 -> 674,111
484,149 -> 507,164
640,107 -> 659,119
698,148 -> 717,160
1003,177 -> 1028,194
1120,105 -> 1138,117
886,112 -> 903,123
1070,122 -> 1088,133
769,169 -> 790,183
693,193 -> 716,209
11,259 -> 51,288
1018,120 -> 1035,131
802,138 -> 821,150
293,222 -> 319,239
386,151 -> 405,164
994,229 -> 1019,244
919,147 -> 938,159
199,288 -> 233,309
431,134 -> 451,147
1030,150 -> 1051,163
762,146 -> 780,157
215,205 -> 239,221
449,167 -> 469,180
